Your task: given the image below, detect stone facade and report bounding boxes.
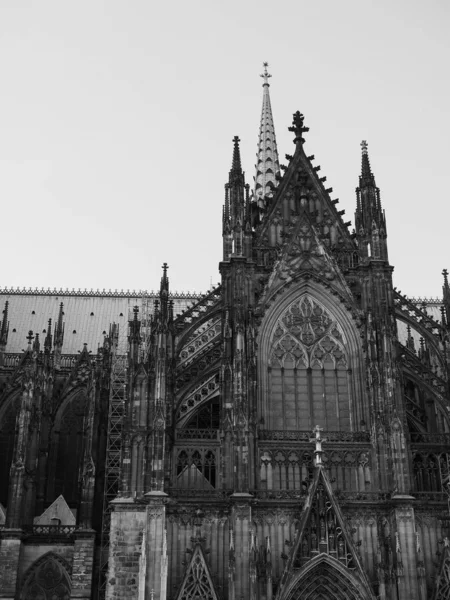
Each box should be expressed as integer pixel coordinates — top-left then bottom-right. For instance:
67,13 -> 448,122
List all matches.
1,73 -> 450,600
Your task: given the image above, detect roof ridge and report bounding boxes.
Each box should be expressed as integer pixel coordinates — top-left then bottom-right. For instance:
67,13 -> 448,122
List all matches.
0,286 -> 206,299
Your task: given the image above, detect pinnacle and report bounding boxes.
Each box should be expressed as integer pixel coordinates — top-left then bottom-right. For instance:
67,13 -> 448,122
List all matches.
231,136 -> 242,175
360,140 -> 373,180
160,262 -> 169,295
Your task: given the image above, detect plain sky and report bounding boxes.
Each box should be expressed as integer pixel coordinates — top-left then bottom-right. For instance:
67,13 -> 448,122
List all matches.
0,1 -> 448,298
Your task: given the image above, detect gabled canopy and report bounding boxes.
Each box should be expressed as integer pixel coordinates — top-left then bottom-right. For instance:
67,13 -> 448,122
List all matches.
175,542 -> 220,600
275,465 -> 375,600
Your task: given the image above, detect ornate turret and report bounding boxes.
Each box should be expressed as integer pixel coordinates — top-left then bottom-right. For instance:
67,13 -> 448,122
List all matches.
223,136 -> 251,259
254,62 -> 280,209
355,140 -> 388,262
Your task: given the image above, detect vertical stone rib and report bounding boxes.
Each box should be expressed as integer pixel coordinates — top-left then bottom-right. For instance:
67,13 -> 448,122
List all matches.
254,62 -> 280,208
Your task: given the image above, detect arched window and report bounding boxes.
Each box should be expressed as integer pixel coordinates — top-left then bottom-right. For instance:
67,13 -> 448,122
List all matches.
20,553 -> 71,600
0,395 -> 20,506
267,295 -> 350,431
184,398 -> 220,430
48,393 -> 87,506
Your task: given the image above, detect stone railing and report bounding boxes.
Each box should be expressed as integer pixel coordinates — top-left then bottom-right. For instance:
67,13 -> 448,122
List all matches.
258,430 -> 371,443
410,433 -> 450,445
24,524 -> 76,536
175,429 -> 220,441
168,488 -> 230,500
413,491 -> 448,502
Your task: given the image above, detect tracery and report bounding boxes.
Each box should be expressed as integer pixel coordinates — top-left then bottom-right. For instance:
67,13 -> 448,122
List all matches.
267,295 -> 351,431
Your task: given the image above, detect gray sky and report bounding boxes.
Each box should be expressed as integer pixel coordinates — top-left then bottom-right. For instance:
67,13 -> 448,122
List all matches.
0,1 -> 448,298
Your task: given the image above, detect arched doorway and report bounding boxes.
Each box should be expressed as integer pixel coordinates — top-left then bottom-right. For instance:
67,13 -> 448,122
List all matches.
281,555 -> 373,600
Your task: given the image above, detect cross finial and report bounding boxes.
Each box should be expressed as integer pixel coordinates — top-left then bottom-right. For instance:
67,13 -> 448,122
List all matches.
260,61 -> 272,86
361,140 -> 368,155
309,425 -> 327,466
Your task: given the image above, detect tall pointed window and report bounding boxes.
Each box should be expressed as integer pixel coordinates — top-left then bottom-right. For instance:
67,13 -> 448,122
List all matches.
47,394 -> 87,506
268,295 -> 351,431
0,396 -> 19,506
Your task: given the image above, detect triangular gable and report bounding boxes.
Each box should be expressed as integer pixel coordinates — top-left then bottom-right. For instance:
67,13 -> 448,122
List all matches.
176,464 -> 214,490
262,210 -> 354,305
33,494 -> 76,525
276,466 -> 374,600
257,119 -> 355,252
434,542 -> 450,600
175,543 -> 219,600
61,344 -> 93,395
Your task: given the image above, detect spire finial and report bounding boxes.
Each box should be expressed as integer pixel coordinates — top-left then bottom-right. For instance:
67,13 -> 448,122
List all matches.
160,262 -> 169,295
288,111 -> 309,145
360,139 -> 372,179
231,136 -> 242,173
260,61 -> 272,86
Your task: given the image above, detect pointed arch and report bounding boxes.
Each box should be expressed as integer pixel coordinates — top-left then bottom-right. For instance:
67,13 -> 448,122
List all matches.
279,554 -> 373,600
0,391 -> 20,506
258,284 -> 365,433
46,388 -> 88,506
20,552 -> 71,600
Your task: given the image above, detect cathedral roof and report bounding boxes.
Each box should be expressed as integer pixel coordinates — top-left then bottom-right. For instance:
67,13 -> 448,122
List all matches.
0,289 -> 200,354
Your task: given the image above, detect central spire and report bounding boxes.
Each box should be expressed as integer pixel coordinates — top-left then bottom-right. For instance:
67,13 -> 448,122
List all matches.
254,62 -> 280,208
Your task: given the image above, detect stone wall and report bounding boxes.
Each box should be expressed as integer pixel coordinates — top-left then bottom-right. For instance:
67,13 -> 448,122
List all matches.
106,503 -> 147,599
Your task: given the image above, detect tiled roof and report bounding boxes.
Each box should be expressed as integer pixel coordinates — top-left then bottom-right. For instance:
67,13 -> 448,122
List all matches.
0,291 -> 201,354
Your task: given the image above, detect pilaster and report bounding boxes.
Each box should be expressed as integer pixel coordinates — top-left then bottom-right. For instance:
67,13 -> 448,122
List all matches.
392,498 -> 419,600
230,494 -> 253,600
71,529 -> 96,599
143,491 -> 168,600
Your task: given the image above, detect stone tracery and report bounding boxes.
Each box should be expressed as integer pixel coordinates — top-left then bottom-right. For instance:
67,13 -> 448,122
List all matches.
267,294 -> 351,431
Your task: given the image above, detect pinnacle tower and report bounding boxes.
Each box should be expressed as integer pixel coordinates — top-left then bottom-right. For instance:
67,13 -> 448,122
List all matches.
254,62 -> 280,208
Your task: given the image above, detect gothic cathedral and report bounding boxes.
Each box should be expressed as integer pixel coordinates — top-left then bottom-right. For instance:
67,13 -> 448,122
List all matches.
1,66 -> 450,600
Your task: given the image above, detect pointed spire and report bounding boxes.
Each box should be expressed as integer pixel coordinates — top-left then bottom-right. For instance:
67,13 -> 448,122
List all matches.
0,301 -> 9,348
54,302 -> 65,368
254,62 -> 280,207
360,140 -> 374,183
160,262 -> 169,297
33,332 -> 40,354
153,263 -> 172,332
44,318 -> 53,354
54,302 -> 65,347
129,305 -> 142,364
231,135 -> 242,175
223,136 -> 251,258
355,140 -> 388,262
442,269 -> 450,324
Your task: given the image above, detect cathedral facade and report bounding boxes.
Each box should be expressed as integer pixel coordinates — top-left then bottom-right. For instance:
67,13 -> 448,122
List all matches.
1,67 -> 450,600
